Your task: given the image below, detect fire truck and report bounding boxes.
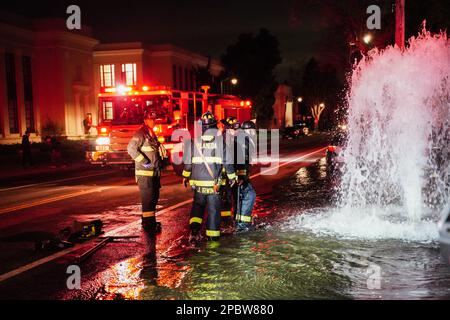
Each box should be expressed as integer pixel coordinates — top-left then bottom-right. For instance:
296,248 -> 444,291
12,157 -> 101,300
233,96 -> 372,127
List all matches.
86,85 -> 253,175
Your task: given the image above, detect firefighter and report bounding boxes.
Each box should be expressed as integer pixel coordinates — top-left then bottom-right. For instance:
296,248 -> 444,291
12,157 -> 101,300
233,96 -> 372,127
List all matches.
127,109 -> 162,234
182,112 -> 237,242
219,116 -> 240,220
235,120 -> 257,232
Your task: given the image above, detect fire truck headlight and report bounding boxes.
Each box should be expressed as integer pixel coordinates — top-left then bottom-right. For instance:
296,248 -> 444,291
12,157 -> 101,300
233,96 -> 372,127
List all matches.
96,137 -> 110,145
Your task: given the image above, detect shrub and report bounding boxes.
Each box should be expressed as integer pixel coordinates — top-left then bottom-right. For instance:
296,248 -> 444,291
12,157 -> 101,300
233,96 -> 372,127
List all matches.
40,119 -> 64,138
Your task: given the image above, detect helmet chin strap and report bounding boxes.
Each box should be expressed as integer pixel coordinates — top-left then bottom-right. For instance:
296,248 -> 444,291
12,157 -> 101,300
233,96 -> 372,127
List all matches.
202,125 -> 218,134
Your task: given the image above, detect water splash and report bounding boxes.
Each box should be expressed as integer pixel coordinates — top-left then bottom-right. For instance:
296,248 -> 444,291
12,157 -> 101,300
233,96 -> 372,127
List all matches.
341,29 -> 450,217
291,207 -> 439,242
302,29 -> 450,241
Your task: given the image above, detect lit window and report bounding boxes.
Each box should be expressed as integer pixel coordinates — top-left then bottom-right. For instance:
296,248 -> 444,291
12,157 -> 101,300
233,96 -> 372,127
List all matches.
102,101 -> 113,120
122,63 -> 137,86
23,56 -> 35,132
100,64 -> 115,87
5,52 -> 18,134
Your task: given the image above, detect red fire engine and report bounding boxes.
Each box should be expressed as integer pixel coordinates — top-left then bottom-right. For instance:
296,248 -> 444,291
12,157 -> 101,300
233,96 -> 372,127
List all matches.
86,85 -> 252,175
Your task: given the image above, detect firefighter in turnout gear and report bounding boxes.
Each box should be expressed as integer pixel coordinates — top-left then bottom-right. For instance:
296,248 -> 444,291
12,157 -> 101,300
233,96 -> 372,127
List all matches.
235,120 -> 257,232
219,116 -> 240,220
127,109 -> 163,234
182,112 -> 237,242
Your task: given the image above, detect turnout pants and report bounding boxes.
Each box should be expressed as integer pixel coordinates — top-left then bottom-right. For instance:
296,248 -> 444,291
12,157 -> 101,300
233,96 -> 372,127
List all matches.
189,191 -> 222,238
137,175 -> 161,223
219,182 -> 233,218
235,182 -> 256,224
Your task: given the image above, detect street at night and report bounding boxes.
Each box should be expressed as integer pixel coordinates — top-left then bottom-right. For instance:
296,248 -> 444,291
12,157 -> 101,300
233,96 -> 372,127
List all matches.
0,140 -> 333,299
0,0 -> 450,314
1,136 -> 449,301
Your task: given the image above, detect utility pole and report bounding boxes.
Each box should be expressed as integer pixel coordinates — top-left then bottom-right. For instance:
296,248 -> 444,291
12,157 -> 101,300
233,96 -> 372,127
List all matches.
395,0 -> 405,49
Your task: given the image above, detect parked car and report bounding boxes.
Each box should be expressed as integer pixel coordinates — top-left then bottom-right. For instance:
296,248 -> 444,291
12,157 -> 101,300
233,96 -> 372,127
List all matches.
283,122 -> 309,139
326,130 -> 347,170
283,126 -> 302,139
439,208 -> 450,266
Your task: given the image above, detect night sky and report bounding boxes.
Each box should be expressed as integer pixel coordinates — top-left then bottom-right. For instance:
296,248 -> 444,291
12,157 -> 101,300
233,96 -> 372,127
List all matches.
1,0 -> 328,81
3,1 -> 448,81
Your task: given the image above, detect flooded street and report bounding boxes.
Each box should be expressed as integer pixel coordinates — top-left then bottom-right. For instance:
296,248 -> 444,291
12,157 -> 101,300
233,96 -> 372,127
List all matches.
91,157 -> 450,300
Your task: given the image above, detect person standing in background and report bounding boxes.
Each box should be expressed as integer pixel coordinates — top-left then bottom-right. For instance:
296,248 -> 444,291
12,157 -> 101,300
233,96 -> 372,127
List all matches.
83,113 -> 93,136
21,129 -> 33,168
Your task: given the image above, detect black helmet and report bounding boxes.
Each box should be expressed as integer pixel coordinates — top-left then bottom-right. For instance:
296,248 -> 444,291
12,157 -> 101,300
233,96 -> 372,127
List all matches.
201,111 -> 217,127
143,109 -> 157,120
241,120 -> 256,130
220,116 -> 240,129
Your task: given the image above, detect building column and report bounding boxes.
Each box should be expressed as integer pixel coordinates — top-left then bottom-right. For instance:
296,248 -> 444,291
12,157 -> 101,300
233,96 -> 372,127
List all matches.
15,50 -> 26,136
31,51 -> 41,140
73,92 -> 81,137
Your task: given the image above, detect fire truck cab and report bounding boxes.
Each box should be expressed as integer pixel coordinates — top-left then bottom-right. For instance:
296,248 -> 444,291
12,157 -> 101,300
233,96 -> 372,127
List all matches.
86,85 -> 252,175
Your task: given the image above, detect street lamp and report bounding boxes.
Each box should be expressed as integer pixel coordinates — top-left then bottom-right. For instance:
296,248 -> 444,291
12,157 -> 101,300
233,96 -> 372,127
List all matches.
297,97 -> 303,103
220,77 -> 238,94
363,34 -> 372,45
349,33 -> 375,64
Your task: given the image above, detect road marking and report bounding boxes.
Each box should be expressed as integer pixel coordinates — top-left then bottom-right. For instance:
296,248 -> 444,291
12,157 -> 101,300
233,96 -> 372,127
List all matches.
0,181 -> 131,215
0,198 -> 194,283
0,171 -> 116,192
0,243 -> 93,283
0,147 -> 326,283
252,147 -> 326,178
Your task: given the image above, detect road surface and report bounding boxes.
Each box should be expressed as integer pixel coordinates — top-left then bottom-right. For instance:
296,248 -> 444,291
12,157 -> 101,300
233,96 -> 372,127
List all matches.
0,139 -> 327,299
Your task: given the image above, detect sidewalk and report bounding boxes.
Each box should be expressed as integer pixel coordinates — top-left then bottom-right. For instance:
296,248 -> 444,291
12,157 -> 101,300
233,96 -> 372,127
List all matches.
0,161 -> 93,181
0,133 -> 331,181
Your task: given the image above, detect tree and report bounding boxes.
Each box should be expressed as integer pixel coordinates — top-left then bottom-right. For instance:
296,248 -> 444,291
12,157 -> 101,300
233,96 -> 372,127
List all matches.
193,56 -> 221,92
221,29 -> 282,126
299,58 -> 344,130
254,81 -> 278,128
311,104 -> 325,131
290,0 -> 395,76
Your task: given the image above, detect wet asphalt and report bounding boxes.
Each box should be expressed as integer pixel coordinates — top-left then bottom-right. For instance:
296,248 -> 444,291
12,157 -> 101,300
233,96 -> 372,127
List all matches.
0,138 -> 327,300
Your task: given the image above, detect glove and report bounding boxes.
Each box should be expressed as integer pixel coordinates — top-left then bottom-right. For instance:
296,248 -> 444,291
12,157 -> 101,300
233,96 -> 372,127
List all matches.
183,178 -> 189,188
142,163 -> 152,169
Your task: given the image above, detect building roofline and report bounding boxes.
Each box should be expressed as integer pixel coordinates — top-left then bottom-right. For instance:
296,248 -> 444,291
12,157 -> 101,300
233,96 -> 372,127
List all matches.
94,42 -> 221,67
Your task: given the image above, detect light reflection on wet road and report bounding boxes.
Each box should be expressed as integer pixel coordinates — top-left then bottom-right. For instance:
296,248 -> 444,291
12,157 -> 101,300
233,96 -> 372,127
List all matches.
1,141 -> 449,300
84,157 -> 450,300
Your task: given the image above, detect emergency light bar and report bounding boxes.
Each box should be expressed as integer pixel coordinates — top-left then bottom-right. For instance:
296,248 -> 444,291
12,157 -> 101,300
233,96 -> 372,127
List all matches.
100,85 -> 172,96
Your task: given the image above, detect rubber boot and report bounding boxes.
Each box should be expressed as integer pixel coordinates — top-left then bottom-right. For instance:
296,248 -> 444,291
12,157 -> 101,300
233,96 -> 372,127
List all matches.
235,222 -> 253,233
142,218 -> 162,234
188,229 -> 202,244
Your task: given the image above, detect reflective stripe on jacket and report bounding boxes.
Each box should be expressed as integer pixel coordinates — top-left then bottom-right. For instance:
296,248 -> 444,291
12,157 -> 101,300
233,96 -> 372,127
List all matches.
182,134 -> 235,193
127,125 -> 162,176
236,134 -> 255,181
